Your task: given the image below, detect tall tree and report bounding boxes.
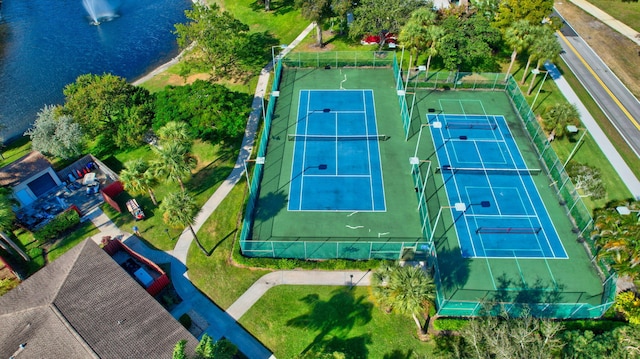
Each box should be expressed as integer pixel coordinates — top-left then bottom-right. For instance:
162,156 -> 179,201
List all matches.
119,159 -> 158,205
492,0 -> 554,31
62,74 -> 153,147
348,0 -> 425,42
370,263 -> 436,336
438,12 -> 501,71
24,105 -> 84,160
526,29 -> 562,94
151,142 -> 197,192
542,103 -> 580,139
592,201 -> 640,280
174,3 -> 271,80
296,0 -> 332,47
398,8 -> 438,74
154,80 -> 252,142
160,191 -> 207,255
0,189 -> 29,261
470,0 -> 501,21
519,26 -> 555,85
503,20 -> 534,81
157,121 -> 192,148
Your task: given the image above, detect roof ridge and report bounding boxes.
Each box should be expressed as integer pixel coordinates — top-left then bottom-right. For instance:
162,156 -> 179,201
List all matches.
48,302 -> 99,358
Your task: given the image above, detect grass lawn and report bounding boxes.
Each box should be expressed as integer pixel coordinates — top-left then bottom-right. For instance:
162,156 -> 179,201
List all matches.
13,229 -> 45,275
508,62 -> 634,209
586,0 -> 640,33
100,139 -> 238,251
46,222 -> 101,262
216,0 -> 307,45
186,180 -> 269,309
0,136 -> 31,168
239,285 -> 436,358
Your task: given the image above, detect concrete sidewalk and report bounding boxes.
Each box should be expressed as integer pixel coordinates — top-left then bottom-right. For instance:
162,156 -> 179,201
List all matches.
552,73 -> 640,197
226,270 -> 373,320
569,0 -> 640,46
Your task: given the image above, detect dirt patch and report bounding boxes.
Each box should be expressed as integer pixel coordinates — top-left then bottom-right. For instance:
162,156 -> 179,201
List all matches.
555,1 -> 640,98
304,31 -> 338,51
166,73 -> 211,86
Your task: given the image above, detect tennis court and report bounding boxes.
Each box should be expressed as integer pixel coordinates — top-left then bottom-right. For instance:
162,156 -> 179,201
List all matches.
430,113 -> 567,259
288,90 -> 386,212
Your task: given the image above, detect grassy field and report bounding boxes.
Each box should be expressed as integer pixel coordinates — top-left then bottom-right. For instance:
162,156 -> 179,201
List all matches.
186,180 -> 270,309
585,0 -> 640,33
239,285 -> 436,358
46,222 -> 101,262
100,139 -> 237,251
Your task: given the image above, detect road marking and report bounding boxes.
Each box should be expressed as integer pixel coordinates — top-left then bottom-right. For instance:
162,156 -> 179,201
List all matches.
556,30 -> 640,131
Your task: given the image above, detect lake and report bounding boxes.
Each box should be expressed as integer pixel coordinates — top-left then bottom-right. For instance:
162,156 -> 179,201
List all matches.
0,0 -> 191,140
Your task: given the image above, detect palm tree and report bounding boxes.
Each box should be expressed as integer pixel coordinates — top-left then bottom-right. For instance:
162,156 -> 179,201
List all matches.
423,25 -> 444,79
542,103 -> 580,138
504,20 -> 533,81
160,191 -> 207,255
370,263 -> 436,336
526,29 -> 562,95
520,26 -> 546,85
592,202 -> 640,280
119,159 -> 158,205
151,142 -> 197,192
157,121 -> 192,148
399,8 -> 438,78
0,189 -> 29,261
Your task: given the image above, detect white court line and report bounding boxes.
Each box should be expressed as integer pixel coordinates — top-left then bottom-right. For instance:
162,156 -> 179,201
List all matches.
289,90 -> 305,211
334,111 -> 338,176
299,91 -> 312,210
363,90 -> 375,211
495,115 -> 567,258
369,90 -> 387,212
303,174 -> 371,178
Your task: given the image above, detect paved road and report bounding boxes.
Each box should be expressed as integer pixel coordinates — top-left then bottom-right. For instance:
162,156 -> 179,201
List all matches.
555,11 -> 640,158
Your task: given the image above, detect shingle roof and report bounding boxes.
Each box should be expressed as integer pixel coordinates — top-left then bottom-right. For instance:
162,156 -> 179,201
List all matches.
0,151 -> 53,187
0,240 -> 198,358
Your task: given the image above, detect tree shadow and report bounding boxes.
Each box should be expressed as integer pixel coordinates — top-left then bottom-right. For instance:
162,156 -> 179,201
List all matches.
490,273 -> 566,317
432,240 -> 471,295
287,288 -> 373,357
383,349 -> 415,359
254,190 -> 287,221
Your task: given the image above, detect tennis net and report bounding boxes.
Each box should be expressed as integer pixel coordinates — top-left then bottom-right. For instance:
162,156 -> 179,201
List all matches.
476,227 -> 542,234
445,122 -> 497,130
287,134 -> 389,142
436,165 -> 541,175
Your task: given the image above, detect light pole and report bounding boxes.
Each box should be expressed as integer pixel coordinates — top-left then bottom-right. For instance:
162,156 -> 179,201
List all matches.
413,120 -> 442,158
243,157 -> 265,194
530,70 -> 549,110
271,44 -> 288,70
427,203 -> 467,243
563,126 -> 588,168
164,228 -> 171,241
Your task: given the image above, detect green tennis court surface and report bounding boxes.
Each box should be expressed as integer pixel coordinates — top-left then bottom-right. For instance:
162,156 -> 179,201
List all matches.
251,67 -> 422,259
244,58 -> 609,318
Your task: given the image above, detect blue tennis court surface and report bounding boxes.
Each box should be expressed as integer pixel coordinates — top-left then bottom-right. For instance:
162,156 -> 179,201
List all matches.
429,114 -> 567,259
288,90 -> 386,211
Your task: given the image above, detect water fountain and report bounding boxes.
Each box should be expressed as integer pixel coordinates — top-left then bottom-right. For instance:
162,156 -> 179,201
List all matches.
82,0 -> 117,25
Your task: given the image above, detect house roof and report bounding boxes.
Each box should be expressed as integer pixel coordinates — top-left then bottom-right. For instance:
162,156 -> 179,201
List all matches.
0,151 -> 53,187
0,239 -> 198,358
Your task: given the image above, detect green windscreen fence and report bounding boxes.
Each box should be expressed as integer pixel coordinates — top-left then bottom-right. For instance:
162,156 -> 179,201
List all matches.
238,56 -> 616,319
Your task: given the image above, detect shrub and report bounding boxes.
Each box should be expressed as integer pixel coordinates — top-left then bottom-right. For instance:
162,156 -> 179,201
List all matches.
33,209 -> 81,244
178,313 -> 192,329
614,291 -> 640,325
433,318 -> 469,331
